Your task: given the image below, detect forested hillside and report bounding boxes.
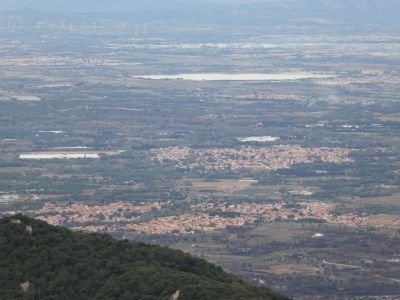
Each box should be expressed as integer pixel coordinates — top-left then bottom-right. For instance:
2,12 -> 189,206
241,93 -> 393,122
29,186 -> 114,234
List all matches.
0,215 -> 287,300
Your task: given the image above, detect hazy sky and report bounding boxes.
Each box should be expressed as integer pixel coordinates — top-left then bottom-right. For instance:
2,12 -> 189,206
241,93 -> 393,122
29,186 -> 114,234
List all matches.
2,0 -> 400,12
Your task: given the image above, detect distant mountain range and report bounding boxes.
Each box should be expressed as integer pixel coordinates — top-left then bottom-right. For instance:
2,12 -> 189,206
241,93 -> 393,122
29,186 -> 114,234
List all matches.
0,215 -> 288,299
2,0 -> 399,32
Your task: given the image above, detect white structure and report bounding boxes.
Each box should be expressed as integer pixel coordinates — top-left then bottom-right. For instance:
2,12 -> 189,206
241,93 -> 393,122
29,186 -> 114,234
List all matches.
238,136 -> 280,143
19,152 -> 100,160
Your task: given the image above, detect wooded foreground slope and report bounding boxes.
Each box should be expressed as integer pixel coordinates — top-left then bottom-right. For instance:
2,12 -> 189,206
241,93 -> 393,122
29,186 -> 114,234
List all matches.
0,215 -> 288,300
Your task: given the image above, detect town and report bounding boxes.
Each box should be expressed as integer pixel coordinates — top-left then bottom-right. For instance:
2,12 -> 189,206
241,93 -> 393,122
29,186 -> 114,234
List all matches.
15,200 -> 399,236
152,145 -> 353,172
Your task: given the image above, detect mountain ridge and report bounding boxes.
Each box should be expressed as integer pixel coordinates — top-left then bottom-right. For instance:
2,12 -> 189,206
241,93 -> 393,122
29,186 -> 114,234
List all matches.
0,215 -> 288,300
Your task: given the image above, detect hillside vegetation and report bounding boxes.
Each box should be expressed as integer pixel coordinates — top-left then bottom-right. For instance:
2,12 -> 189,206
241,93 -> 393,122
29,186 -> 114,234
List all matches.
0,215 -> 287,300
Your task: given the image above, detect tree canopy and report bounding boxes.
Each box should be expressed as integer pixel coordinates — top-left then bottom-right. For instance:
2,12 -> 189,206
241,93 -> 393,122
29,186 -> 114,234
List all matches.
0,215 -> 288,300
